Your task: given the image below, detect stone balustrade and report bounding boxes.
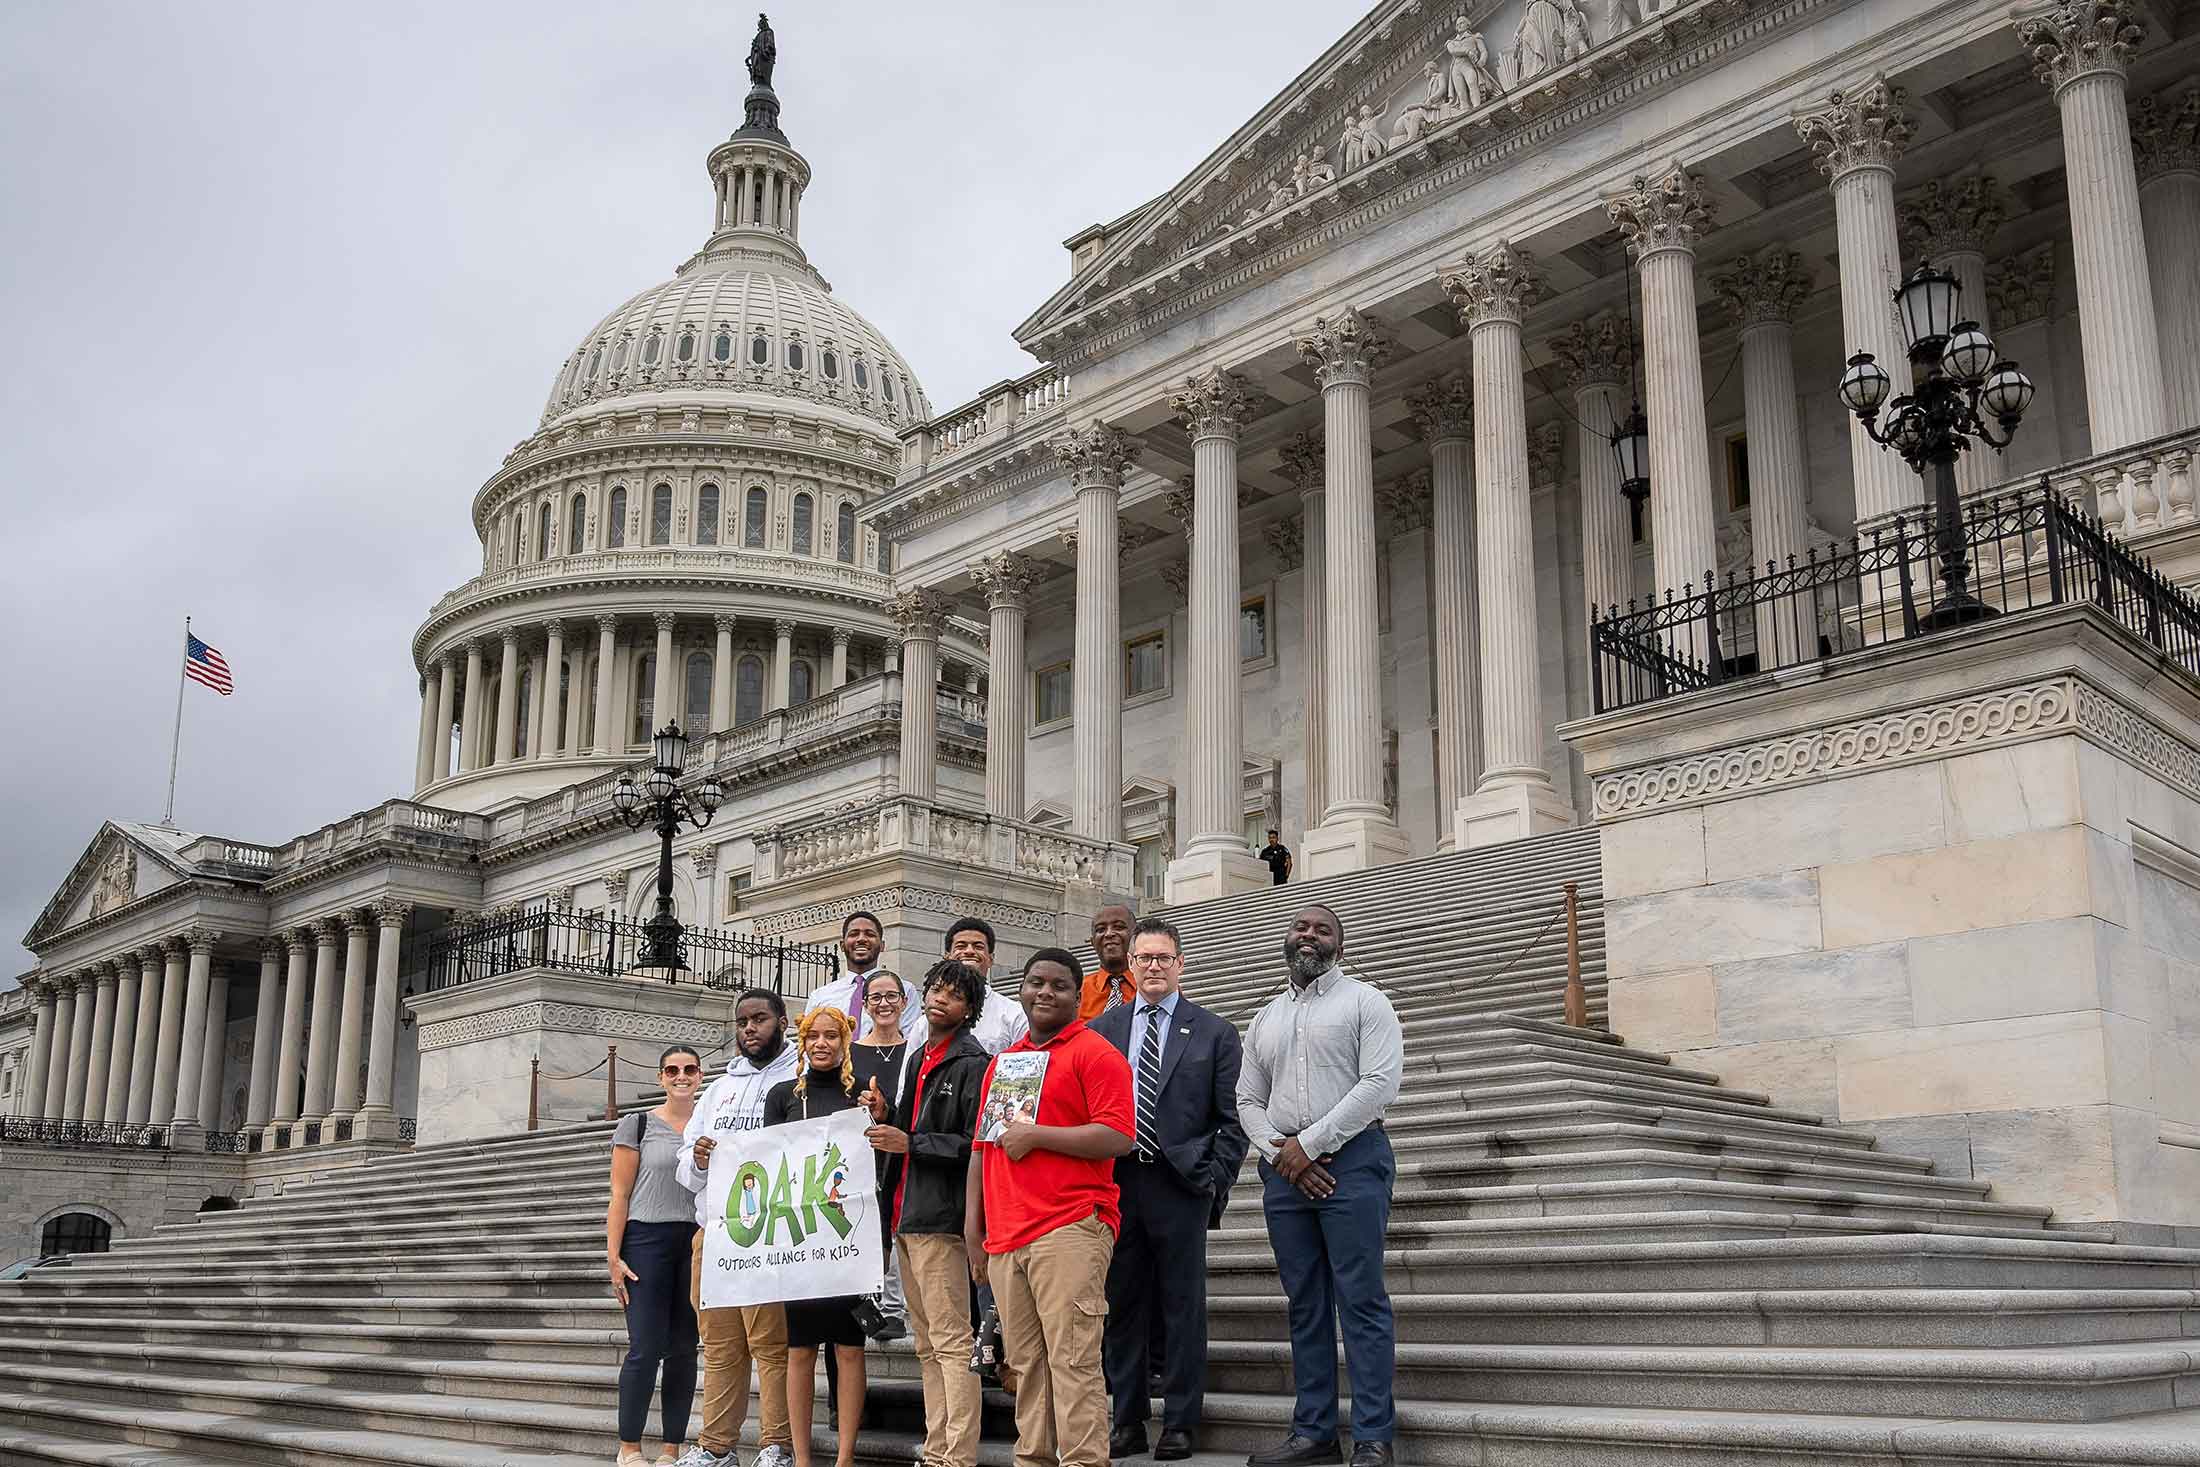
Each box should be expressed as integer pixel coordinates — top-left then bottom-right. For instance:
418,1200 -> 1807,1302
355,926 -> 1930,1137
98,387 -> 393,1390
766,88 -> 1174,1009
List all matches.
2024,425 -> 2200,544
897,363 -> 1073,480
753,795 -> 1134,892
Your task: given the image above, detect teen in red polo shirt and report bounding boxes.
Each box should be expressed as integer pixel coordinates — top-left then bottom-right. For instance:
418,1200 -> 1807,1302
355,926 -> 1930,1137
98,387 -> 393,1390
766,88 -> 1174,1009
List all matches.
964,947 -> 1135,1467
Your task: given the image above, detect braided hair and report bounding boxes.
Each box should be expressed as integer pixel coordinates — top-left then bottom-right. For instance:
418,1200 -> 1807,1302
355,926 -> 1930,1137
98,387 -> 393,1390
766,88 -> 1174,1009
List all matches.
792,1006 -> 856,1102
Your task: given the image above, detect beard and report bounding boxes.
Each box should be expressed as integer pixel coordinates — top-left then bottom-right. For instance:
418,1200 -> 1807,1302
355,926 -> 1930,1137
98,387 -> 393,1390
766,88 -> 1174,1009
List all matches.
1283,937 -> 1334,981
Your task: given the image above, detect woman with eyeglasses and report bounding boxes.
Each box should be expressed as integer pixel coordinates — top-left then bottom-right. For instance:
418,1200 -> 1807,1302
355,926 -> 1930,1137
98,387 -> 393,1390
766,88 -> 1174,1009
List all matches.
607,1044 -> 706,1467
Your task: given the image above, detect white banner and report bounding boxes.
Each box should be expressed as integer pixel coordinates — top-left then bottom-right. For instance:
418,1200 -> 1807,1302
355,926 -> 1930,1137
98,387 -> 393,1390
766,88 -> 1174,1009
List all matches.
701,1106 -> 884,1310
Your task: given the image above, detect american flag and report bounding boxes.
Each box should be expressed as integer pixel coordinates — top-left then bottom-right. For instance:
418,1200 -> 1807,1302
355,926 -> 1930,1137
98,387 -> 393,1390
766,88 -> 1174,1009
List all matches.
184,633 -> 234,696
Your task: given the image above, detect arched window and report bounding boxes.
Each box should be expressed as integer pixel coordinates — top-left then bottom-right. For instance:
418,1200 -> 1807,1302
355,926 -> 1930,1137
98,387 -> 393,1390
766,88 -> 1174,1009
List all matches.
854,359 -> 870,392
744,488 -> 768,548
676,331 -> 696,364
569,493 -> 588,555
586,345 -> 603,380
632,653 -> 656,746
537,502 -> 553,560
642,332 -> 662,366
696,484 -> 721,545
750,334 -> 770,366
880,369 -> 895,403
735,655 -> 766,725
685,653 -> 712,732
650,483 -> 673,545
607,487 -> 628,548
787,340 -> 806,373
792,493 -> 814,555
821,348 -> 839,380
40,1212 -> 111,1257
790,659 -> 814,706
554,659 -> 572,755
836,502 -> 857,564
610,337 -> 629,371
713,331 -> 733,363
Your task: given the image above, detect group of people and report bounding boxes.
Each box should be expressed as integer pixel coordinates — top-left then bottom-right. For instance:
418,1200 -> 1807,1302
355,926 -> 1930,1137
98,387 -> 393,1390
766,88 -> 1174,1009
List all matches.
603,898 -> 1406,1467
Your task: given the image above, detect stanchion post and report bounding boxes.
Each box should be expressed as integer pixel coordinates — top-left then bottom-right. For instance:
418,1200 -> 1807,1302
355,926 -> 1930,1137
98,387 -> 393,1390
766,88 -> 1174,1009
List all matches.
528,1057 -> 540,1132
1562,881 -> 1587,1029
606,1044 -> 618,1121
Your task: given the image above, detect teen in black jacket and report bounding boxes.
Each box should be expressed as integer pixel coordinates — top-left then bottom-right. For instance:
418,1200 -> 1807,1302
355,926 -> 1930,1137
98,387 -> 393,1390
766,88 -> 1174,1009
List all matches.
860,960 -> 992,1467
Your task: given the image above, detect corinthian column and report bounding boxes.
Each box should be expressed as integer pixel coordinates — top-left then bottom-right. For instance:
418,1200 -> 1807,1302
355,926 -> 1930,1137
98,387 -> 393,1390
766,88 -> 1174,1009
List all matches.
21,979 -> 54,1119
829,627 -> 852,690
148,937 -> 188,1124
1443,247 -> 1575,849
61,972 -> 96,1122
267,929 -> 312,1146
972,552 -> 1041,819
1054,425 -> 1137,840
170,927 -> 218,1134
1294,309 -> 1411,874
433,656 -> 457,781
2016,3 -> 2166,449
711,615 -> 736,730
1608,163 -> 1722,618
2132,88 -> 2200,429
245,938 -> 283,1132
458,640 -> 485,773
1796,80 -> 1918,519
1901,176 -> 2009,494
593,616 -> 619,755
771,619 -> 796,711
651,613 -> 677,732
492,628 -> 521,765
103,959 -> 138,1125
1405,372 -> 1482,840
1278,431 -> 1327,831
1551,313 -> 1638,697
1713,247 -> 1816,667
125,947 -> 162,1123
413,675 -> 439,793
196,963 -> 230,1131
44,975 -> 76,1121
541,620 -> 567,756
1166,368 -> 1269,900
81,964 -> 119,1126
299,918 -> 343,1132
892,589 -> 947,802
358,900 -> 412,1141
332,910 -> 372,1115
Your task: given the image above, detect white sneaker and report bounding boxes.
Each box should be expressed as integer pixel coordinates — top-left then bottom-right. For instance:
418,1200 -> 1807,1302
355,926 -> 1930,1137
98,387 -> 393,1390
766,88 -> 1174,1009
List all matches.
752,1445 -> 793,1467
672,1448 -> 728,1467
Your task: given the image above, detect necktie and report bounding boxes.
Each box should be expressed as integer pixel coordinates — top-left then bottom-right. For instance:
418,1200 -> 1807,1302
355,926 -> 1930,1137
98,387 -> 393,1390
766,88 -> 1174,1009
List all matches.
1134,1003 -> 1162,1162
1103,975 -> 1129,1012
846,974 -> 865,1035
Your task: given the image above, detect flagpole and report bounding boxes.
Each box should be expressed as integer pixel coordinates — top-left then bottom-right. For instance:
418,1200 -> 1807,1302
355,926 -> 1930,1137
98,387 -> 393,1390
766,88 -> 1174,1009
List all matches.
164,615 -> 189,827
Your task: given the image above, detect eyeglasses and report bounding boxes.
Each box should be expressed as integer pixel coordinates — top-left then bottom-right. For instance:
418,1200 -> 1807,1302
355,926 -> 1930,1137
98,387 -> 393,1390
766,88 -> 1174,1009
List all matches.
865,991 -> 904,1005
1130,952 -> 1179,967
662,1064 -> 701,1077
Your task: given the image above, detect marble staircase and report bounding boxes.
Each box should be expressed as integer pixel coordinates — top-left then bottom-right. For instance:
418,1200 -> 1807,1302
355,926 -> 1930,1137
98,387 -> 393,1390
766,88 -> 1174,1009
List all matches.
7,830 -> 2200,1465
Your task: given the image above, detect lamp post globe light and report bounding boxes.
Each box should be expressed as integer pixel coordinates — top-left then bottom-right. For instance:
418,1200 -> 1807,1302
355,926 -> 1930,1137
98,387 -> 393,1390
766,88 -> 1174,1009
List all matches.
1838,264 -> 2036,629
1612,400 -> 1652,541
612,721 -> 725,970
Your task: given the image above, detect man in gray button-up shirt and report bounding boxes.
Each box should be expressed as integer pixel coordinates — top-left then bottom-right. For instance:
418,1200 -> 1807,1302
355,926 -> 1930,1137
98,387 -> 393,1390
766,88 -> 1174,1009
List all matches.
1236,904 -> 1404,1467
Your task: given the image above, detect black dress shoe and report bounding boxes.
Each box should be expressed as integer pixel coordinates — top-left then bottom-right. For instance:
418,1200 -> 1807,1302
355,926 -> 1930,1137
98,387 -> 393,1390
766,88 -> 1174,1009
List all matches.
1110,1424 -> 1150,1459
1348,1443 -> 1395,1467
1246,1436 -> 1343,1467
1154,1428 -> 1196,1461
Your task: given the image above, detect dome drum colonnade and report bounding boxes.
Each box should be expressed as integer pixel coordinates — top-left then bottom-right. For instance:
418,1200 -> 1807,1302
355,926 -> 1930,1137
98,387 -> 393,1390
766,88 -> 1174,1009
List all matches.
929,0 -> 2200,896
15,905 -> 412,1148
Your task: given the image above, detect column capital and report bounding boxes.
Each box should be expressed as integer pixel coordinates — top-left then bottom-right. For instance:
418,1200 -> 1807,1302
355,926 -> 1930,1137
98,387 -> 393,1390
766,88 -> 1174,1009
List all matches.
1158,559 -> 1191,608
1169,366 -> 1254,443
1292,307 -> 1391,388
890,587 -> 950,640
91,962 -> 120,990
1795,78 -> 1916,178
1378,470 -> 1434,533
1441,240 -> 1543,329
373,899 -> 413,929
1264,516 -> 1306,570
1276,430 -> 1325,492
1164,479 -> 1196,540
341,908 -> 374,937
185,925 -> 220,956
315,916 -> 344,944
542,617 -> 568,641
971,550 -> 1043,610
652,610 -> 678,633
691,845 -> 719,878
1712,246 -> 1813,327
499,626 -> 522,650
2131,89 -> 2200,181
830,625 -> 854,648
138,942 -> 167,967
1987,242 -> 2058,326
1053,423 -> 1138,491
284,926 -> 317,957
1550,312 -> 1636,390
713,613 -> 737,635
161,933 -> 189,960
773,617 -> 798,638
596,613 -> 620,637
2016,1 -> 2143,93
1405,372 -> 1473,442
1899,175 -> 2008,260
259,936 -> 285,963
24,973 -> 53,1002
1605,160 -> 1716,258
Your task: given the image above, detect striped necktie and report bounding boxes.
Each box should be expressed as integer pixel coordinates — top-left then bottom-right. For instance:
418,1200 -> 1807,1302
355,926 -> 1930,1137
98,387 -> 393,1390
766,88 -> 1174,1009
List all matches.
1134,1003 -> 1162,1162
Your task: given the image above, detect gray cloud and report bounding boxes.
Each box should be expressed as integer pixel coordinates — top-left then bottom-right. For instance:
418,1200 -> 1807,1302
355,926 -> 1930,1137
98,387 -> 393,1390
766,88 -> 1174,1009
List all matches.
0,0 -> 1348,973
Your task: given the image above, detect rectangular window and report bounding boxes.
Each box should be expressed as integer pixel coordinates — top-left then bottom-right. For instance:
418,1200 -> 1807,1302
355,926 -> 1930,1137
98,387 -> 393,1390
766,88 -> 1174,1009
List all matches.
726,871 -> 752,918
1240,596 -> 1268,663
1727,433 -> 1752,512
1034,661 -> 1071,726
1125,632 -> 1166,698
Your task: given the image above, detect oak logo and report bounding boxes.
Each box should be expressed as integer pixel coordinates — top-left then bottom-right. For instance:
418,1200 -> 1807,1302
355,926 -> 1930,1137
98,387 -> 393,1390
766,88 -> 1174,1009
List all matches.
723,1138 -> 863,1249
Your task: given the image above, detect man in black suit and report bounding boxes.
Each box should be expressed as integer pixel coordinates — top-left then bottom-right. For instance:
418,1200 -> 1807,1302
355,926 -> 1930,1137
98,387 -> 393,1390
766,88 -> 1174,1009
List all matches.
1092,915 -> 1249,1461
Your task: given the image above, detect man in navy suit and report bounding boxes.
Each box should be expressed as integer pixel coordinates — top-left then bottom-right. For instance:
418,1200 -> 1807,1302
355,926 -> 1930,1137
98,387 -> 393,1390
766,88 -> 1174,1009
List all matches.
1092,915 -> 1249,1461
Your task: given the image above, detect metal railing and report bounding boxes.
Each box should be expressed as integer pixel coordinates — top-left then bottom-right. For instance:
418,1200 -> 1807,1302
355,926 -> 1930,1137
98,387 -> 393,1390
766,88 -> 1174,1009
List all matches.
423,904 -> 839,995
1590,483 -> 2200,712
1,1118 -> 170,1150
204,1129 -> 257,1154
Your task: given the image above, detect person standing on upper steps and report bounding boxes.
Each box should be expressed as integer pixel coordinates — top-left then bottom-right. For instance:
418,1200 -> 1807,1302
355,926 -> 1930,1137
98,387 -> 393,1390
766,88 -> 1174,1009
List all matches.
1079,903 -> 1138,1020
1237,904 -> 1406,1467
1091,916 -> 1248,1462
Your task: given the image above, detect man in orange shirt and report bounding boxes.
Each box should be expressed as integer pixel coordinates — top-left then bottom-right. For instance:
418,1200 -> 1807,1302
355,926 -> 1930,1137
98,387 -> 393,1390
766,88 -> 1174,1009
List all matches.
1078,904 -> 1137,1020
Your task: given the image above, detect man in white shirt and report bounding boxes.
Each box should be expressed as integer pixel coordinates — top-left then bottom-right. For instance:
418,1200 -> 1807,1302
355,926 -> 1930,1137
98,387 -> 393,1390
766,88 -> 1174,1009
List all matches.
943,915 -> 1029,1054
675,989 -> 801,1467
802,910 -> 921,1041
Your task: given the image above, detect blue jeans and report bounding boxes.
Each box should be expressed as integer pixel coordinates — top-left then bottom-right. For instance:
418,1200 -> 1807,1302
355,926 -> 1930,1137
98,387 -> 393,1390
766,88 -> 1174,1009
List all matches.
1259,1129 -> 1395,1444
618,1220 -> 699,1445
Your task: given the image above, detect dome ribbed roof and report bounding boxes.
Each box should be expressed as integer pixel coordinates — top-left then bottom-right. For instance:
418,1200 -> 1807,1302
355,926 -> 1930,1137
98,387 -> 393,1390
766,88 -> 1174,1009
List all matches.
539,261 -> 930,434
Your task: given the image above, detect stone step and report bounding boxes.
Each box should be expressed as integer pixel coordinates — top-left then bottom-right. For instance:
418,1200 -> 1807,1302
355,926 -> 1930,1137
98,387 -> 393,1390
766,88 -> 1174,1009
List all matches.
0,1395 -> 604,1467
0,1293 -> 628,1330
0,1312 -> 629,1366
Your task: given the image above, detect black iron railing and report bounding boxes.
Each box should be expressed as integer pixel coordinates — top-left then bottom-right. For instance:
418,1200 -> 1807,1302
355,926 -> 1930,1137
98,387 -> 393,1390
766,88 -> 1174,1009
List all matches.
397,1117 -> 417,1143
301,1122 -> 322,1146
204,1129 -> 259,1154
423,905 -> 839,996
1,1118 -> 170,1150
1590,483 -> 2200,712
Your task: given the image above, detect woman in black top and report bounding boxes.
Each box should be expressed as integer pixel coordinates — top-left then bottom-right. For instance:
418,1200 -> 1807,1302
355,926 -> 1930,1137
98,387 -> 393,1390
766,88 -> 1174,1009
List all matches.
763,1007 -> 866,1467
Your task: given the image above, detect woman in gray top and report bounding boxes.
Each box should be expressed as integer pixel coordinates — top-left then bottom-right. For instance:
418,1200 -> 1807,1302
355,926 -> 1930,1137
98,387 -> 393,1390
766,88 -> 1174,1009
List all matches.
608,1043 -> 705,1467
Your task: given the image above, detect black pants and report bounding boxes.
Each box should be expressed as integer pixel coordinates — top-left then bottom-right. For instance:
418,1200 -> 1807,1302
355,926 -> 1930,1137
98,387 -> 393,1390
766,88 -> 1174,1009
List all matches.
619,1220 -> 700,1445
1104,1160 -> 1213,1432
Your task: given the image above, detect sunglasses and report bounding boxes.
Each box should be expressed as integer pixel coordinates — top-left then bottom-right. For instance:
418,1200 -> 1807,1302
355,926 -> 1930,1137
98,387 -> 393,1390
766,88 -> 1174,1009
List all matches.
662,1064 -> 702,1077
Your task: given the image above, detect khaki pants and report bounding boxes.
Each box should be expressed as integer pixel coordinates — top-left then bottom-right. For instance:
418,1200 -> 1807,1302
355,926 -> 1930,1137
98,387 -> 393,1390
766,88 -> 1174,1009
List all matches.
899,1233 -> 983,1467
992,1214 -> 1113,1467
690,1230 -> 791,1456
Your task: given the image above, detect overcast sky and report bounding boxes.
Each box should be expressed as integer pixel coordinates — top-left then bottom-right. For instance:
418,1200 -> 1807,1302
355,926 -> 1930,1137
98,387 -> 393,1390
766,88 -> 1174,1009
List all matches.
0,1 -> 1353,974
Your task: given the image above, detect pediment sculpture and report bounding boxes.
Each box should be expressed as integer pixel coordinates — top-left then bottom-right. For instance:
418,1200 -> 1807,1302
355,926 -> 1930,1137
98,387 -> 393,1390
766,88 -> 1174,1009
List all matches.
88,843 -> 137,919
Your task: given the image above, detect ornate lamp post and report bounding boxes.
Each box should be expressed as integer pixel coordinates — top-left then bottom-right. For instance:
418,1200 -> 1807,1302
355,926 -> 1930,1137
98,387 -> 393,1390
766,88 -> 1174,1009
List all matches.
1838,264 -> 2036,627
1611,401 -> 1651,540
611,722 -> 724,970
